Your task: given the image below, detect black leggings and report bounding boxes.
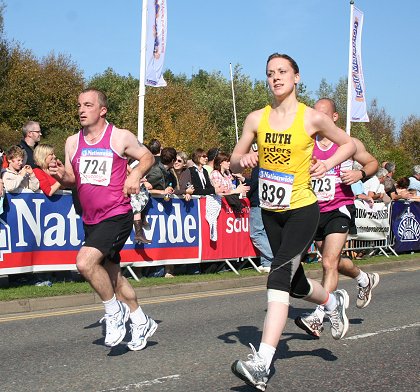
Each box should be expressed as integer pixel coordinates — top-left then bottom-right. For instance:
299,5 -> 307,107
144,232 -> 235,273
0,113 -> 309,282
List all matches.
262,202 -> 319,298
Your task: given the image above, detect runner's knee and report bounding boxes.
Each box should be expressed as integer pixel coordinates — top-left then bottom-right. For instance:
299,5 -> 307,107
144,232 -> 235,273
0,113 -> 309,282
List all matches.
267,289 -> 289,305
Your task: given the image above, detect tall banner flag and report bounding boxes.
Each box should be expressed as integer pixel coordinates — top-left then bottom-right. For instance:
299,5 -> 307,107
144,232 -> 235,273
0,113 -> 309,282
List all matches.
145,0 -> 167,87
349,6 -> 369,122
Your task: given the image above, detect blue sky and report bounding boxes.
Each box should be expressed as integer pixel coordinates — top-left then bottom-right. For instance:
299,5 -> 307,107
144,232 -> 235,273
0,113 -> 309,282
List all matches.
3,0 -> 419,133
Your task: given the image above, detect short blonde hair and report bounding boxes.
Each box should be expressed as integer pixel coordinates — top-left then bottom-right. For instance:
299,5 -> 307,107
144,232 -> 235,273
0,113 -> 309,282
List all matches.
34,144 -> 55,170
177,151 -> 188,164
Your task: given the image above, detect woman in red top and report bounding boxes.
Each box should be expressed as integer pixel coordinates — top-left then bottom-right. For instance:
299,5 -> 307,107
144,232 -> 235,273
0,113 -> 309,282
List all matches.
33,144 -> 61,196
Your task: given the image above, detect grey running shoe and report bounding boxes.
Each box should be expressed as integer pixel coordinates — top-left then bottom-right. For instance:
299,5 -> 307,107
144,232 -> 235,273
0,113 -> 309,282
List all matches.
127,315 -> 158,351
103,301 -> 130,347
231,344 -> 269,391
326,289 -> 349,340
356,272 -> 380,309
295,312 -> 324,338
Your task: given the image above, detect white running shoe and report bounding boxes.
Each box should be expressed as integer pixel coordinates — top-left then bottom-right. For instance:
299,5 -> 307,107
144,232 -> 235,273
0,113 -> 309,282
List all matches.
102,301 -> 130,347
326,289 -> 349,340
127,315 -> 158,351
231,344 -> 269,391
257,266 -> 271,273
295,312 -> 324,338
356,272 -> 380,309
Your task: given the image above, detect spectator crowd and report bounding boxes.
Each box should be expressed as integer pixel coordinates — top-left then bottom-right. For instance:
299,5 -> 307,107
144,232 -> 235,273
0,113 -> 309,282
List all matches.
0,120 -> 419,283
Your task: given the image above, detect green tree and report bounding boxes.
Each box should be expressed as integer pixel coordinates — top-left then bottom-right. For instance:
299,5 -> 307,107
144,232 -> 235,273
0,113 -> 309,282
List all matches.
88,68 -> 138,128
0,46 -> 84,153
365,99 -> 395,146
399,115 -> 420,164
39,53 -> 84,133
381,145 -> 413,179
315,78 -> 334,100
332,77 -> 348,127
142,81 -> 220,153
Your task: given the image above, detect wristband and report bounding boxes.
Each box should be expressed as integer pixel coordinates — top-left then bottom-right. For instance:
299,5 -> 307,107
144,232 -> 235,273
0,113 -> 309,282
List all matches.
360,169 -> 366,179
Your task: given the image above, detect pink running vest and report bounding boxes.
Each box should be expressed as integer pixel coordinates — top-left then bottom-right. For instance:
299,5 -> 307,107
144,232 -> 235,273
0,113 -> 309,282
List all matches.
313,140 -> 354,213
71,123 -> 131,224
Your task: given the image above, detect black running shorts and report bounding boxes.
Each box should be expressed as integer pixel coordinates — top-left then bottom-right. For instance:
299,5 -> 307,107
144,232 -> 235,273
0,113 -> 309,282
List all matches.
83,211 -> 134,264
314,204 -> 356,241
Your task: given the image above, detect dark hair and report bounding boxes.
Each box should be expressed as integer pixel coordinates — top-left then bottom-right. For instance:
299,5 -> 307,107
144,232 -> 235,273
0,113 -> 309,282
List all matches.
160,147 -> 177,165
316,98 -> 337,113
266,53 -> 299,75
148,138 -> 161,155
384,162 -> 396,173
397,177 -> 410,189
81,88 -> 108,109
213,152 -> 230,172
191,148 -> 206,165
207,147 -> 220,162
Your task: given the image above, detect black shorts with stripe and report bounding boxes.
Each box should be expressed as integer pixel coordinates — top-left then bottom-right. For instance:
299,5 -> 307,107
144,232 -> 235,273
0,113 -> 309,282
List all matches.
314,204 -> 356,241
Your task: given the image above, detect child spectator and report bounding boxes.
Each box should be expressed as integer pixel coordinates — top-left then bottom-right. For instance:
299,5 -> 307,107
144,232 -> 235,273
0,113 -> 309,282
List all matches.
33,144 -> 62,196
2,145 -> 39,192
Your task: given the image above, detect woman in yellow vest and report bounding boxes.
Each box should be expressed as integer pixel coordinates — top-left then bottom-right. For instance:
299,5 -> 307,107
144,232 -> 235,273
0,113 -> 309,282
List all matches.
230,53 -> 356,391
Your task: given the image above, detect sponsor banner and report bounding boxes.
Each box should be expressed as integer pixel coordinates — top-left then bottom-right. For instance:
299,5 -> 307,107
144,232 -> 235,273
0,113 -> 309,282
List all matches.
145,0 -> 167,87
391,201 -> 420,252
0,191 -> 200,273
350,6 -> 369,122
126,196 -> 201,264
200,197 -> 257,261
354,199 -> 390,240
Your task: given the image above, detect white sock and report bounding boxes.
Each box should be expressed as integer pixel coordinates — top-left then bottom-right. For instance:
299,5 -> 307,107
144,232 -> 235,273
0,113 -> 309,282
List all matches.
356,270 -> 369,287
323,292 -> 337,312
103,294 -> 120,315
314,305 -> 325,321
130,306 -> 147,325
258,342 -> 275,372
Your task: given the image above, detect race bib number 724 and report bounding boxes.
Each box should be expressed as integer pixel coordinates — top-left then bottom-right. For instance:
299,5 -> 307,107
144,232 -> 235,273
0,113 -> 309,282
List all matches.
79,148 -> 113,186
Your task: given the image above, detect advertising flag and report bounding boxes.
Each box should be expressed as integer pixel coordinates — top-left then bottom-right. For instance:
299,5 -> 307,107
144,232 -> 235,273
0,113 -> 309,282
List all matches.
145,0 -> 167,87
350,6 -> 369,122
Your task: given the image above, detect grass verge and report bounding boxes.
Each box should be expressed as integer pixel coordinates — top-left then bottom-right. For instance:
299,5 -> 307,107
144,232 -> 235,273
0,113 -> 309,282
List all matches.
0,253 -> 418,302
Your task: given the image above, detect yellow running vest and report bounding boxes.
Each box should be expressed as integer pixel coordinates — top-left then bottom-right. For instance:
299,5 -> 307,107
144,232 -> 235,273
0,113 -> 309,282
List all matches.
257,102 -> 316,211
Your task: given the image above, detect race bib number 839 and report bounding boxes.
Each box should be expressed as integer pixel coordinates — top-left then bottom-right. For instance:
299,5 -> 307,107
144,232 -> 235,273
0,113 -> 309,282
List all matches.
258,168 -> 294,209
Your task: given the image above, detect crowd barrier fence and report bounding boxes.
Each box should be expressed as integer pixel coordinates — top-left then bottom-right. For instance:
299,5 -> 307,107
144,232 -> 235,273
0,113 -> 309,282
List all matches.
0,190 -> 257,277
0,191 -> 419,277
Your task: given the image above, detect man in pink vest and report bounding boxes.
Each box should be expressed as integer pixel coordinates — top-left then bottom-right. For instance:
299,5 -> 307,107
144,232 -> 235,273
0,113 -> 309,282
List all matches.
295,98 -> 380,338
50,88 -> 157,350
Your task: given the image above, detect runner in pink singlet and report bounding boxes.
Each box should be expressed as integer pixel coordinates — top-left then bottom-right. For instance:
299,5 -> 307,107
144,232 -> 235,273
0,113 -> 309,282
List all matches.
295,98 -> 381,338
50,88 -> 158,352
71,122 -> 131,225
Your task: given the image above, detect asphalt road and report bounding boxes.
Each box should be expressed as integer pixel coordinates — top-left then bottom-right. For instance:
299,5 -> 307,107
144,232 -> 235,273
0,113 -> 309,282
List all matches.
0,266 -> 419,392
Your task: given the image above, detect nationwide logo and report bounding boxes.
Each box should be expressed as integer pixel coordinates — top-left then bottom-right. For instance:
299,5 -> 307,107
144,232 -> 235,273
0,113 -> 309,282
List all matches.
0,218 -> 12,261
397,208 -> 420,242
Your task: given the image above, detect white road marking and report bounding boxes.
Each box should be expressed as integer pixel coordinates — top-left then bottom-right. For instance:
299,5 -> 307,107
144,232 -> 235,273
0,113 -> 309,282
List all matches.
96,374 -> 180,391
344,322 -> 420,340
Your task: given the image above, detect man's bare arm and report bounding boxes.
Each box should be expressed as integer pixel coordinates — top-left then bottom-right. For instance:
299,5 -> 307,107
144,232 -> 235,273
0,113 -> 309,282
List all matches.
120,130 -> 155,196
341,138 -> 378,185
49,136 -> 76,187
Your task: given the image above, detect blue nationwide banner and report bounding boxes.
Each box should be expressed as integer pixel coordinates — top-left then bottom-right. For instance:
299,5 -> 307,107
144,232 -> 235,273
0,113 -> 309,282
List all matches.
0,190 -> 201,274
391,201 -> 420,252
